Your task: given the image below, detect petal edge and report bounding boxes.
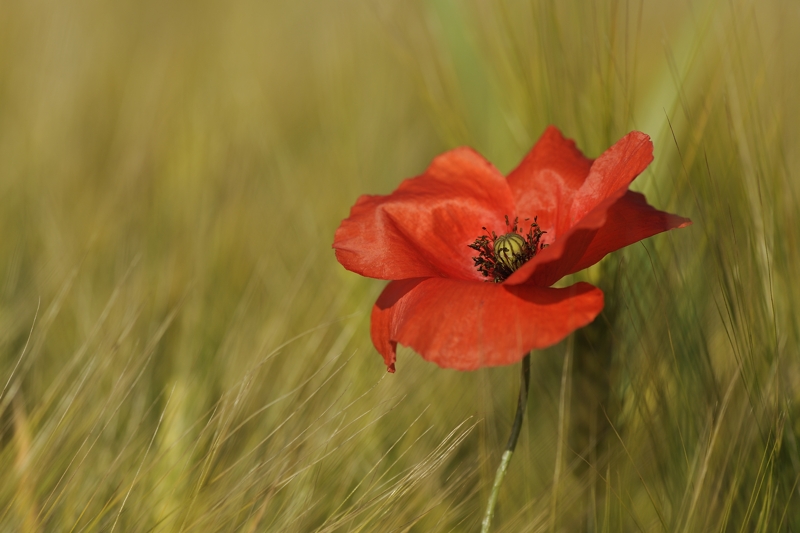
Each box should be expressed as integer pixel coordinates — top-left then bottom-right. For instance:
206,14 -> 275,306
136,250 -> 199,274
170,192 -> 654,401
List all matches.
334,148 -> 516,281
371,278 -> 604,371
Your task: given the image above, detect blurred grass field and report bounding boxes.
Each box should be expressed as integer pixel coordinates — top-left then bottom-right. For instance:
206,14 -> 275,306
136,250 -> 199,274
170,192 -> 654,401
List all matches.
1,0 -> 799,531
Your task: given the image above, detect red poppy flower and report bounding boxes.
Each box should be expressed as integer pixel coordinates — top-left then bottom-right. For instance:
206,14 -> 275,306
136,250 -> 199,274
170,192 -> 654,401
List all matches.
333,126 -> 691,372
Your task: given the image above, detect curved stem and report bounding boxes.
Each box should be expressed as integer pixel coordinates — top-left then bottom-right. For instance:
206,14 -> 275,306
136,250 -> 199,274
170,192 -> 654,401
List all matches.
481,353 -> 531,533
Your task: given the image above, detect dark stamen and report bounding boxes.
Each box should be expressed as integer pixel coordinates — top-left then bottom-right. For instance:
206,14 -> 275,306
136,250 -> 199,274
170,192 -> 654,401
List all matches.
468,216 -> 547,283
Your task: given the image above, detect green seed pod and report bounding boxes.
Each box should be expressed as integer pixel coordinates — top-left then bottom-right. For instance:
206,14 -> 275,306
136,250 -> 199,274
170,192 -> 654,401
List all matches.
494,233 -> 528,271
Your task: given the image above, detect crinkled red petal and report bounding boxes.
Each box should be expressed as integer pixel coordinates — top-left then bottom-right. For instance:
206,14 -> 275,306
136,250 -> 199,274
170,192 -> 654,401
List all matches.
566,191 -> 692,274
371,278 -> 604,372
567,131 -> 654,226
506,188 -> 692,287
333,148 -> 516,282
507,128 -> 653,244
504,187 -> 626,287
505,131 -> 656,286
507,126 -> 594,239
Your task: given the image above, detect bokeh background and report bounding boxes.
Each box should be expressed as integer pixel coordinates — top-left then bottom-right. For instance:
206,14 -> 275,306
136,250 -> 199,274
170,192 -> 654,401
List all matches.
1,0 -> 799,531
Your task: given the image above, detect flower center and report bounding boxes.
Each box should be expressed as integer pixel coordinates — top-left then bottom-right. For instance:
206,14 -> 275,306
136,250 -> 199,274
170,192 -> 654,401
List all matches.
469,216 -> 546,283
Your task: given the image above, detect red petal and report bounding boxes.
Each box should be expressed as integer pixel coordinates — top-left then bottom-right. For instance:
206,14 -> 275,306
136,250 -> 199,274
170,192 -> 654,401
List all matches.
334,148 -> 516,281
568,131 -> 654,228
504,189 -> 625,287
505,190 -> 691,287
567,191 -> 692,274
507,126 -> 593,239
371,278 -> 604,371
507,128 -> 653,242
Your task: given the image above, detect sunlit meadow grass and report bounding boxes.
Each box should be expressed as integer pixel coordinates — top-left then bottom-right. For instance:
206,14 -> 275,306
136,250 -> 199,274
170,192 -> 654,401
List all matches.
0,0 -> 798,531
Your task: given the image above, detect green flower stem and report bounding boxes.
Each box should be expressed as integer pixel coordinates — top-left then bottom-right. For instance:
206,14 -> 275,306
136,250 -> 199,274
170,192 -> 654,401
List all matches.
481,353 -> 531,533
